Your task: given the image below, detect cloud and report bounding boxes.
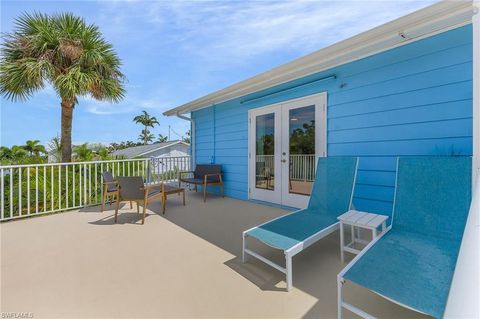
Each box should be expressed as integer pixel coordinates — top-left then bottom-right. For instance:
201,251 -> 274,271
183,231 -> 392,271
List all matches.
101,0 -> 436,65
82,95 -> 175,115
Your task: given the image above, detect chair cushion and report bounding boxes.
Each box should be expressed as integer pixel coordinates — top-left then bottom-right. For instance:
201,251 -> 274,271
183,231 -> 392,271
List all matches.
147,189 -> 161,197
102,171 -> 117,192
180,177 -> 204,184
344,230 -> 461,319
117,176 -> 144,200
163,185 -> 183,193
193,164 -> 222,180
181,177 -> 220,184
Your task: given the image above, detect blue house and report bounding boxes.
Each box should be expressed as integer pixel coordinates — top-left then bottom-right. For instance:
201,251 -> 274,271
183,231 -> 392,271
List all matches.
164,1 -> 479,214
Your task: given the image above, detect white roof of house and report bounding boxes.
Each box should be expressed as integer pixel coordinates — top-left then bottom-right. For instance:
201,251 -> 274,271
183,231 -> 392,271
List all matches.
164,1 -> 476,116
111,140 -> 189,158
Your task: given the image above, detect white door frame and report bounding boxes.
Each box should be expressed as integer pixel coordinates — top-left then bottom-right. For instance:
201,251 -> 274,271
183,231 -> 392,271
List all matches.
248,104 -> 282,205
248,92 -> 327,208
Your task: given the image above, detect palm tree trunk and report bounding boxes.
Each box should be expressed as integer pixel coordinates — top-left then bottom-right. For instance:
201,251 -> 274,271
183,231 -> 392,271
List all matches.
61,98 -> 74,162
144,125 -> 147,145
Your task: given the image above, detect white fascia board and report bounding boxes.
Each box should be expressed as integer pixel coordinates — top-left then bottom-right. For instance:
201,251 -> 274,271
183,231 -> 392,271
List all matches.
164,1 -> 474,116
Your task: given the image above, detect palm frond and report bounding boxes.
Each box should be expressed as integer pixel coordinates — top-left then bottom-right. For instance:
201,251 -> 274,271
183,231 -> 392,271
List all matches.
1,12 -> 125,103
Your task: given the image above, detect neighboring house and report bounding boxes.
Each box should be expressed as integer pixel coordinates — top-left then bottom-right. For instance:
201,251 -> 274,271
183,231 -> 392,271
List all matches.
111,140 -> 190,159
164,2 -> 479,212
47,150 -> 60,163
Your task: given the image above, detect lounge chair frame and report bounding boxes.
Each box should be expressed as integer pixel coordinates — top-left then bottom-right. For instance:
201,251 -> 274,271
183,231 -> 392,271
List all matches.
242,158 -> 358,291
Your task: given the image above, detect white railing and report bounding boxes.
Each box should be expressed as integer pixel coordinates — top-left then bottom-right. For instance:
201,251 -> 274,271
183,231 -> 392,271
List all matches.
0,156 -> 190,222
149,156 -> 191,183
289,154 -> 316,181
255,154 -> 316,181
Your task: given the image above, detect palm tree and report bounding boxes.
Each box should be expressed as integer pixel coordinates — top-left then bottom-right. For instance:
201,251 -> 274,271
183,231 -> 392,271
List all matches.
23,139 -> 46,156
0,146 -> 12,162
96,147 -> 110,160
73,143 -> 92,161
138,129 -> 154,144
0,146 -> 27,164
48,135 -> 62,162
182,130 -> 190,144
0,13 -> 125,162
156,134 -> 168,143
133,110 -> 159,145
9,145 -> 28,162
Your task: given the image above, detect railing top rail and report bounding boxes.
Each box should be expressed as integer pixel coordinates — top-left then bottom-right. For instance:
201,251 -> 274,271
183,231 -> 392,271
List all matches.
0,156 -> 191,169
0,158 -> 153,169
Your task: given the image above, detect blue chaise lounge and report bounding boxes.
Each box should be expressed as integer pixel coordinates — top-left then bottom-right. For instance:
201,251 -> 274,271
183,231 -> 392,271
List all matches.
338,157 -> 472,319
243,156 -> 358,291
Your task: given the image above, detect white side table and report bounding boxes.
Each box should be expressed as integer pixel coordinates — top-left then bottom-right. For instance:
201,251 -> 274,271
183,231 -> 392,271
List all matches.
337,210 -> 388,263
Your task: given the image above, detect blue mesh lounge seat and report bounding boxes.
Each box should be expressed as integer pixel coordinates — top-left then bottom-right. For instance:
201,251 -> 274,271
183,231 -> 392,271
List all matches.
338,157 -> 472,319
242,157 -> 358,291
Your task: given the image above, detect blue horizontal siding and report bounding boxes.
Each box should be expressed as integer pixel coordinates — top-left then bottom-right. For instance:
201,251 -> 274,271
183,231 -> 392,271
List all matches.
192,24 -> 473,214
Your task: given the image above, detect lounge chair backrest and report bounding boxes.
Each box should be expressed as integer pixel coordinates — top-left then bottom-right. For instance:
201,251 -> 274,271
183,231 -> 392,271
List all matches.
308,157 -> 358,218
116,176 -> 145,200
194,164 -> 222,181
102,171 -> 117,192
393,157 -> 471,241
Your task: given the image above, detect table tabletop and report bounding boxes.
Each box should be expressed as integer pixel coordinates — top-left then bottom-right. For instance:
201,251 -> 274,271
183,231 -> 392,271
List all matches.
338,210 -> 388,229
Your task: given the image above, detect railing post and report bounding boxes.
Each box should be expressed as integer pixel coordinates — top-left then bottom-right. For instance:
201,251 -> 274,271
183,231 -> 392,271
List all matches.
18,167 -> 22,216
1,168 -> 4,220
83,163 -> 87,207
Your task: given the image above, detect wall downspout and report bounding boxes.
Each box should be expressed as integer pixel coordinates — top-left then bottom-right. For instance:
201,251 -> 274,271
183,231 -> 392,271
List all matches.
175,112 -> 195,169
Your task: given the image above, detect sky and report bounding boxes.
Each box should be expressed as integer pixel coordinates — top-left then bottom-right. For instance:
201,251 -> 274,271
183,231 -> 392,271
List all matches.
0,0 -> 436,148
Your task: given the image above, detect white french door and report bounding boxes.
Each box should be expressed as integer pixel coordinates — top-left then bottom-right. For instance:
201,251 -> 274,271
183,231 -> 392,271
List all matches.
248,93 -> 327,208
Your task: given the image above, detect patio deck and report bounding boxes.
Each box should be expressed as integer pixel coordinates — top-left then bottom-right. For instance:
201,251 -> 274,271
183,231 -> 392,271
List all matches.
1,191 -> 429,319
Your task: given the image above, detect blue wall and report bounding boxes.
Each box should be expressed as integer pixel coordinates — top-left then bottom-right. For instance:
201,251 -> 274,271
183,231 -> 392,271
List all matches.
192,25 -> 473,215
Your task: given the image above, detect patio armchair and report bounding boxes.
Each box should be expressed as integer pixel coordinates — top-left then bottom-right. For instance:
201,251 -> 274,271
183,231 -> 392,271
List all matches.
101,171 -> 133,212
255,161 -> 274,190
178,164 -> 224,202
338,157 -> 472,319
115,176 -> 163,224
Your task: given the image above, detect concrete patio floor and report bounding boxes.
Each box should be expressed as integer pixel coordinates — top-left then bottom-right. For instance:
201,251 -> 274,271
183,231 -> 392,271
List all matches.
1,191 -> 429,319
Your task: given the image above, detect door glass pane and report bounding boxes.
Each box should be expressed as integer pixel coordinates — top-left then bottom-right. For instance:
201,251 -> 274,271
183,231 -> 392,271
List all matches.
289,105 -> 315,196
255,113 -> 275,190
